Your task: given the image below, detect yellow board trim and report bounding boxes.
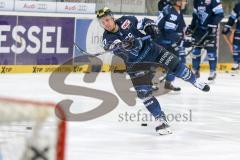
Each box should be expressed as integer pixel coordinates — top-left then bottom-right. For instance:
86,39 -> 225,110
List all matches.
0,63 -> 233,74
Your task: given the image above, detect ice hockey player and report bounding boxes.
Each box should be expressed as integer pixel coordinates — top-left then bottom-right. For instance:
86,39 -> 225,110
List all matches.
155,0 -> 188,91
151,0 -> 173,92
222,2 -> 240,71
96,7 -> 210,135
186,0 -> 224,80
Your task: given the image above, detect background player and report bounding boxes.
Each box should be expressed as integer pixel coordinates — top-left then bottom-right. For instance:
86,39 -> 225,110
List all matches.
186,0 -> 224,81
96,7 -> 210,135
155,0 -> 188,91
222,2 -> 240,71
151,0 -> 172,92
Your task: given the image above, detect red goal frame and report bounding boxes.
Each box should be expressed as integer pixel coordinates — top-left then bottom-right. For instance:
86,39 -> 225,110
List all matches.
0,97 -> 67,160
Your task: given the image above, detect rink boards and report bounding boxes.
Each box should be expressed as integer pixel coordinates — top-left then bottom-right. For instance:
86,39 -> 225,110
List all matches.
0,63 -> 233,74
0,11 -> 234,73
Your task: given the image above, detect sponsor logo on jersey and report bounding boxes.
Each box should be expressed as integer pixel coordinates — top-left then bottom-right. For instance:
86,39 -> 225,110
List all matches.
121,20 -> 131,30
198,6 -> 206,12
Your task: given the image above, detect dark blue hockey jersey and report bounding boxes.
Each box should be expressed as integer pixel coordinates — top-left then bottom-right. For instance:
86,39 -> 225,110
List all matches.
156,5 -> 186,45
102,16 -> 157,64
225,2 -> 240,32
190,0 -> 224,29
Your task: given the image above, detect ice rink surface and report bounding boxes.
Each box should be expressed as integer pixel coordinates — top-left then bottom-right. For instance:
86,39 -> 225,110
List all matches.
0,72 -> 240,160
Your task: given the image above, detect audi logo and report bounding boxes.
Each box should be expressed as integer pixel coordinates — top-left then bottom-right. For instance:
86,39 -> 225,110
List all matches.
77,5 -> 87,11
37,3 -> 48,10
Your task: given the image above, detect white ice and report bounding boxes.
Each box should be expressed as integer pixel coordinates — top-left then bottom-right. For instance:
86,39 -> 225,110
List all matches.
0,72 -> 240,160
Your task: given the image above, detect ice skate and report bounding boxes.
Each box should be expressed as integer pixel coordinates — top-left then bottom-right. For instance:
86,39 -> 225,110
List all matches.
231,64 -> 239,76
155,112 -> 172,135
164,81 -> 181,91
193,80 -> 210,92
208,71 -> 217,81
193,70 -> 200,78
232,63 -> 239,71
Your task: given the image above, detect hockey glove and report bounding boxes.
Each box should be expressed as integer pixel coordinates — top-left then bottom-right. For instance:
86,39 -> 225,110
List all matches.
185,26 -> 194,36
207,24 -> 217,36
144,24 -> 160,40
182,39 -> 193,48
121,37 -> 143,52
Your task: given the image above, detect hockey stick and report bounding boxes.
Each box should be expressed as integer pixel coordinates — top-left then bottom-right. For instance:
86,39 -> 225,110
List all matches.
73,43 -> 112,57
185,31 -> 210,57
74,36 -> 157,79
73,35 -> 151,57
223,34 -> 232,46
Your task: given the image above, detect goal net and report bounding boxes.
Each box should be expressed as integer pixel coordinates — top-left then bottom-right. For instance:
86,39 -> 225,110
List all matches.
0,97 -> 66,160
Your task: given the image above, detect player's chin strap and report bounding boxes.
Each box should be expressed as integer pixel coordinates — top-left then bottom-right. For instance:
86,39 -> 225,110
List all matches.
74,35 -> 151,57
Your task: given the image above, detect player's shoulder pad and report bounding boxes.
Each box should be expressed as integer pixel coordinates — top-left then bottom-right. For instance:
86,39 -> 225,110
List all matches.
116,16 -> 138,29
102,30 -> 109,39
103,30 -> 118,42
162,5 -> 172,15
117,16 -> 137,22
